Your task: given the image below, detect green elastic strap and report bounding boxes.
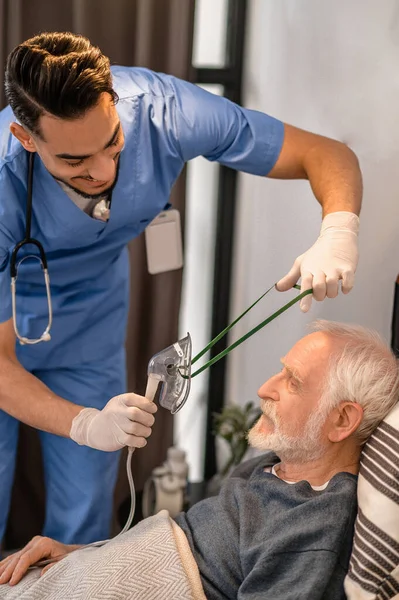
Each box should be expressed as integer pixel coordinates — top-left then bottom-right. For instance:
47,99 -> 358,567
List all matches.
186,284 -> 313,378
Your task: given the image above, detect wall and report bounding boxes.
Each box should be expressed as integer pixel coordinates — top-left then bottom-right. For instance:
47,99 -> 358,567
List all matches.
227,0 -> 399,405
175,0 -> 228,481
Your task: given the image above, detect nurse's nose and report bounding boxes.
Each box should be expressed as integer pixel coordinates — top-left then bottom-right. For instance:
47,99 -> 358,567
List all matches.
87,154 -> 116,182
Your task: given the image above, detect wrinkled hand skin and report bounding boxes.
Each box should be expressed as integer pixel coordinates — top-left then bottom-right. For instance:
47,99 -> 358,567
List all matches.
0,535 -> 80,586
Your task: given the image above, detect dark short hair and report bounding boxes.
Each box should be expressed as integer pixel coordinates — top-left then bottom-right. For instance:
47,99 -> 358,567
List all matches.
4,31 -> 118,138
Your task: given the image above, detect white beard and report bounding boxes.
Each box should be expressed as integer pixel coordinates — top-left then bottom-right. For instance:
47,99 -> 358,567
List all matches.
247,401 -> 327,463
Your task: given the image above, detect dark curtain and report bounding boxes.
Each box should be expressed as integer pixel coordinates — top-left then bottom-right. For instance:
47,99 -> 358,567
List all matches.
0,0 -> 195,549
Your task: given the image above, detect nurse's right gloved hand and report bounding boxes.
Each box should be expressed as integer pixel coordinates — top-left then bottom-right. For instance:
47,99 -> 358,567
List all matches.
69,393 -> 158,451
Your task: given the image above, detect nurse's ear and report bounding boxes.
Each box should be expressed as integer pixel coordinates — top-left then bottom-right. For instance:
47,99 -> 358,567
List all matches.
9,123 -> 37,152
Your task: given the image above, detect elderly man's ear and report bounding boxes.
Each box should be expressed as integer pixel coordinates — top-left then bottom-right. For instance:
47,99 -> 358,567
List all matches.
327,402 -> 364,443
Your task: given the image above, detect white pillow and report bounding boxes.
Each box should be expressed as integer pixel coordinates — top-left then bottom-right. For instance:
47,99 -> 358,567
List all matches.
345,402 -> 399,599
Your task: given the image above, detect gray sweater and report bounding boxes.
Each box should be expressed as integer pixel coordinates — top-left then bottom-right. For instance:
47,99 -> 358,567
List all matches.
175,453 -> 357,599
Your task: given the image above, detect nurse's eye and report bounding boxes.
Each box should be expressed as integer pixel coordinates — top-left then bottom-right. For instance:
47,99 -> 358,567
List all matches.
67,160 -> 85,168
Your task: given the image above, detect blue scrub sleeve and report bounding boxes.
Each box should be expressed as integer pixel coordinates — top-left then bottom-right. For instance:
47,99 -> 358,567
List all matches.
168,76 -> 285,176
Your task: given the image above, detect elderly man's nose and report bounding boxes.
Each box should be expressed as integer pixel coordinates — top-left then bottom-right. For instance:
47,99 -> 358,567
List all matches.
258,375 -> 279,399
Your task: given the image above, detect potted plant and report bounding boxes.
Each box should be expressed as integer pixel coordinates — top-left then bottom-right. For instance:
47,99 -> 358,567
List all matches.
207,401 -> 261,496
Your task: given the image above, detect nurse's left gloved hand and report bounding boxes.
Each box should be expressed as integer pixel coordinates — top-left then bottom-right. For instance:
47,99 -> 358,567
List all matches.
276,211 -> 359,312
69,393 -> 158,451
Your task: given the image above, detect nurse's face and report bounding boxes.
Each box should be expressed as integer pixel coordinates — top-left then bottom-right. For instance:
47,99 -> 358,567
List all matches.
12,92 -> 124,198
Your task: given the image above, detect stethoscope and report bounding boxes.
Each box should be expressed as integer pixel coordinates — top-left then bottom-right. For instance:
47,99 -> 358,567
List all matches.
10,152 -> 53,345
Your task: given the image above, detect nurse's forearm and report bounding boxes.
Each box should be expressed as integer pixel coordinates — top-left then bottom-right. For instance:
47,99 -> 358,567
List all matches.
302,138 -> 362,217
267,124 -> 362,217
0,356 -> 83,437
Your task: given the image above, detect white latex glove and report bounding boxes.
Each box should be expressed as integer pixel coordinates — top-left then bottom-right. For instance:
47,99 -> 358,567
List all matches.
276,211 -> 359,312
70,393 -> 158,451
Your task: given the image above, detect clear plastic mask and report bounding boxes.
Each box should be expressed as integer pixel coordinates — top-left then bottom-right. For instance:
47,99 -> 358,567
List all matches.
147,333 -> 192,413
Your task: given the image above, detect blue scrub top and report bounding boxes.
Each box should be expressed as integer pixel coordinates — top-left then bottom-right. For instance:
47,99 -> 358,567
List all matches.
0,67 -> 284,371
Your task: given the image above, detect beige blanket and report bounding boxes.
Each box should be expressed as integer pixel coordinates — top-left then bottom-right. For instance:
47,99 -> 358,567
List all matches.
0,510 -> 206,600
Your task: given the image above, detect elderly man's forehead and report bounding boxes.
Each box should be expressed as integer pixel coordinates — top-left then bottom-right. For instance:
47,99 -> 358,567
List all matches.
286,332 -> 334,375
301,331 -> 337,352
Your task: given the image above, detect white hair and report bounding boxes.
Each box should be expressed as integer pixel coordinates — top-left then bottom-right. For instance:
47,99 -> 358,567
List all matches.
310,320 -> 399,445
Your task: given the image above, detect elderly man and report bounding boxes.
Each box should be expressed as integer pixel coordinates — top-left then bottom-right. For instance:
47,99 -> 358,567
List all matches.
0,320 -> 398,600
